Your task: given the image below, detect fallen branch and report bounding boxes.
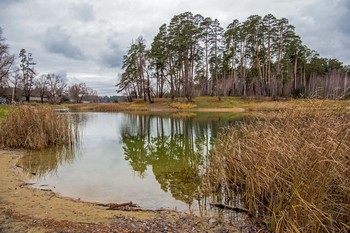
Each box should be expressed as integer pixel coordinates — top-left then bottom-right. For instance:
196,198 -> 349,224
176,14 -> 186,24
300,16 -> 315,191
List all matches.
97,201 -> 139,210
40,189 -> 52,192
210,203 -> 268,226
40,184 -> 56,188
19,182 -> 35,187
209,203 -> 249,214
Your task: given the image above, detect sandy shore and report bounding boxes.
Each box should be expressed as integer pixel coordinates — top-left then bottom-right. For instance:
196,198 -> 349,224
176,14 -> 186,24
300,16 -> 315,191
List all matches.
0,150 -> 237,232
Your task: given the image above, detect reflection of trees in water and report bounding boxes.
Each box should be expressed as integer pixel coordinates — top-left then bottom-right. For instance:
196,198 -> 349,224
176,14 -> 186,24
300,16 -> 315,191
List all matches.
18,144 -> 78,177
69,113 -> 89,141
120,114 -> 229,206
18,113 -> 87,178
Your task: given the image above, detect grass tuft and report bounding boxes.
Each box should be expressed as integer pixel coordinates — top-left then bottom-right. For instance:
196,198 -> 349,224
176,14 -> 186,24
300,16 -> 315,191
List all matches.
205,100 -> 350,232
169,102 -> 197,109
0,106 -> 74,149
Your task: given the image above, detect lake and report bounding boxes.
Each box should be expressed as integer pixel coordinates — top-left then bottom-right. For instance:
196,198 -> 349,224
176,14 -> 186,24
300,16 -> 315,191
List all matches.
19,112 -> 243,215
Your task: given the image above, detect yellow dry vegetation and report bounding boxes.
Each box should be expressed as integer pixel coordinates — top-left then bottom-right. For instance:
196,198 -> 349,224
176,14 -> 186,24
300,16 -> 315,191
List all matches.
205,100 -> 350,232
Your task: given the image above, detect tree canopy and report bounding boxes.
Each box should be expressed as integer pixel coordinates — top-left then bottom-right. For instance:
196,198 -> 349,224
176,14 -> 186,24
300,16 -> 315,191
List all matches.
118,12 -> 350,100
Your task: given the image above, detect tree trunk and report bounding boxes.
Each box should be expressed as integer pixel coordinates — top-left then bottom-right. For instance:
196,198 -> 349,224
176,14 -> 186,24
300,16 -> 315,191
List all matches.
146,71 -> 153,103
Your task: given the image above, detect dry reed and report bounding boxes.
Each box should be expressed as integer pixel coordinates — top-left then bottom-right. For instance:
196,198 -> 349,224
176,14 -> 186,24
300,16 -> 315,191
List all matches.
0,106 -> 74,149
205,101 -> 350,232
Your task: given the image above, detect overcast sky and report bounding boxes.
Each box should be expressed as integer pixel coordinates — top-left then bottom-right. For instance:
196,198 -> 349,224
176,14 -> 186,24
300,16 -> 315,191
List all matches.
0,0 -> 349,96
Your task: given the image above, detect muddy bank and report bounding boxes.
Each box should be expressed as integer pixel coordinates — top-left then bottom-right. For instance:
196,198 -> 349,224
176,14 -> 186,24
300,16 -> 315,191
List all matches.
0,150 -> 238,232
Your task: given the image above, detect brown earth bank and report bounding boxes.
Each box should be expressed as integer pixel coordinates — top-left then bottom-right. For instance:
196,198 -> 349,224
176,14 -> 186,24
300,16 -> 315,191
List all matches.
0,150 -> 239,233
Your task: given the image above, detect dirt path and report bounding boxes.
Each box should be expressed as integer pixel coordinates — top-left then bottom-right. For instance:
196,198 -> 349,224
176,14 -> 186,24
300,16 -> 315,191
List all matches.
0,150 -> 238,232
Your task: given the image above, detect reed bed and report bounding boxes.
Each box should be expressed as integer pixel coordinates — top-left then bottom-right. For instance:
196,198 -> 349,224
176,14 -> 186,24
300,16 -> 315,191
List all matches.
0,106 -> 74,149
205,101 -> 350,232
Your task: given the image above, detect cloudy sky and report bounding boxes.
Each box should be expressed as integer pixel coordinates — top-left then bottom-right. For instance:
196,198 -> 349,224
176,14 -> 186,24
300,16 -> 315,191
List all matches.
0,0 -> 349,96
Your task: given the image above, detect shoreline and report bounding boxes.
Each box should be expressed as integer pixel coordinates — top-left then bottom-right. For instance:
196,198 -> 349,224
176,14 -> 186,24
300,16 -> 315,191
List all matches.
0,150 -> 237,232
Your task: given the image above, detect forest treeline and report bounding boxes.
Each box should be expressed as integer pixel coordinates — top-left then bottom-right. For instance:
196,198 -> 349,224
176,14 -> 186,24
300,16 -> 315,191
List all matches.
117,12 -> 350,102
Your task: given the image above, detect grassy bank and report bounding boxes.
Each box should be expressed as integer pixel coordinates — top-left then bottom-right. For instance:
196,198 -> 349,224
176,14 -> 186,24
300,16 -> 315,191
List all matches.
65,97 -> 344,113
205,101 -> 350,232
67,101 -> 149,112
0,106 -> 74,149
65,97 -> 239,112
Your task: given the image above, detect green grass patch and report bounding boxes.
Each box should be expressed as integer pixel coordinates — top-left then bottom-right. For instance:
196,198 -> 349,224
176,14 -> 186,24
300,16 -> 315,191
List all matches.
193,96 -> 248,108
0,105 -> 11,119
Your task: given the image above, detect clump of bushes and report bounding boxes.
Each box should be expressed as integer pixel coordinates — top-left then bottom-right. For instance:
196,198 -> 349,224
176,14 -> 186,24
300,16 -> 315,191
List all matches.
205,102 -> 350,232
0,106 -> 74,149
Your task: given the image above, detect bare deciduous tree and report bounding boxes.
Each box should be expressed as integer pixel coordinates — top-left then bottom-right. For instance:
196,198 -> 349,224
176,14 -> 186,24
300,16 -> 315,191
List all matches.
68,82 -> 97,103
34,74 -> 49,103
47,73 -> 67,103
0,27 -> 15,89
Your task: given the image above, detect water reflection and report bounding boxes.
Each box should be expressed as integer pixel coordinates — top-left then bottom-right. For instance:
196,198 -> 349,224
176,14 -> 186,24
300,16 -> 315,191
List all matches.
18,145 -> 76,177
120,114 -> 223,207
18,112 -> 244,214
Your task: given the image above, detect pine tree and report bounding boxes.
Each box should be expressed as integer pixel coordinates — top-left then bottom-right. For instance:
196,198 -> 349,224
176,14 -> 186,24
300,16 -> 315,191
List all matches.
224,19 -> 240,96
19,49 -> 36,102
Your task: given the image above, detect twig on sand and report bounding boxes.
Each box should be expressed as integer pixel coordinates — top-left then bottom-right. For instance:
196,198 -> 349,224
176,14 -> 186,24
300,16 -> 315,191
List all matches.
97,201 -> 141,211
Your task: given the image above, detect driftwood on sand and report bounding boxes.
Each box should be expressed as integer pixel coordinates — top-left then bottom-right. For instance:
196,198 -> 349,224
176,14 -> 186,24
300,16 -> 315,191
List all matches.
97,201 -> 141,211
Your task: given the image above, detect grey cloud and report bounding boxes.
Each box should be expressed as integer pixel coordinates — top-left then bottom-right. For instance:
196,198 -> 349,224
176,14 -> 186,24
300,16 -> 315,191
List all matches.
44,25 -> 84,59
284,0 -> 350,64
67,76 -> 80,85
67,73 -> 117,95
100,38 -> 124,68
87,81 -> 117,96
0,0 -> 22,6
71,3 -> 95,22
102,53 -> 123,68
337,0 -> 350,34
55,70 -> 68,82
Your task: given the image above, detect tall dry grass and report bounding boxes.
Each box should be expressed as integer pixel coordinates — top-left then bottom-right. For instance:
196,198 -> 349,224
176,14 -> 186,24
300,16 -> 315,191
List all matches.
0,106 -> 74,149
205,101 -> 350,232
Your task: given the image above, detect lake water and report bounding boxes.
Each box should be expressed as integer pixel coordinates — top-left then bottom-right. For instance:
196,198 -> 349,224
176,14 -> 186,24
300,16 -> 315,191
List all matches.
19,112 -> 243,214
